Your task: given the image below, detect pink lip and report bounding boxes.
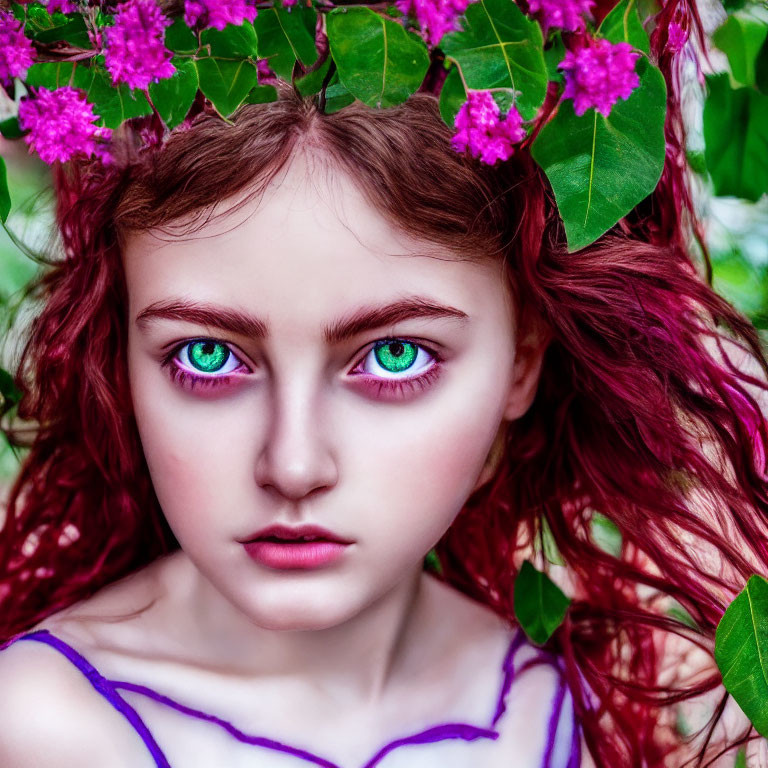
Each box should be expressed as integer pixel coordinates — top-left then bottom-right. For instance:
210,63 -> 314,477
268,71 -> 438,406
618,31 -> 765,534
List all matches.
243,540 -> 349,570
239,523 -> 353,544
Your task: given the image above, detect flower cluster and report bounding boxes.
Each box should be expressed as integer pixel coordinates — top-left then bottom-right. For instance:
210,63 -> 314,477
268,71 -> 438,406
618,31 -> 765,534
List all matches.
395,0 -> 474,46
559,39 -> 640,117
104,0 -> 175,90
666,22 -> 688,53
527,0 -> 594,33
18,87 -> 112,164
257,59 -> 277,84
184,0 -> 259,30
47,0 -> 79,13
452,91 -> 526,165
0,10 -> 35,87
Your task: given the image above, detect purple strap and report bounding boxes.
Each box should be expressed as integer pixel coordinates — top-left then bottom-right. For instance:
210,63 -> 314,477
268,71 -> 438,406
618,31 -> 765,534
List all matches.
2,630 -> 171,768
2,626 -> 581,768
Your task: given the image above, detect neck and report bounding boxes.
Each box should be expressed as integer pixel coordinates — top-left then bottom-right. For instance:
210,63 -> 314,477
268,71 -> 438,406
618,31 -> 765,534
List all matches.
158,551 -> 427,706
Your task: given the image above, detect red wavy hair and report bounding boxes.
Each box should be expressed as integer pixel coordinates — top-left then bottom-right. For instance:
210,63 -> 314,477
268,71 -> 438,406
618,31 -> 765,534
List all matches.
2,4 -> 767,764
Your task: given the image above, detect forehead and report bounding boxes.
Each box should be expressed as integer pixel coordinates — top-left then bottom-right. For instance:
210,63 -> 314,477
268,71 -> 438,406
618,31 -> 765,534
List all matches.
121,151 -> 511,328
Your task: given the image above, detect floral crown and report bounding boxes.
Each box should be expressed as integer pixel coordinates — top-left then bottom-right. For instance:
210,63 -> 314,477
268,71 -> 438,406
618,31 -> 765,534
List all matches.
0,0 -> 685,251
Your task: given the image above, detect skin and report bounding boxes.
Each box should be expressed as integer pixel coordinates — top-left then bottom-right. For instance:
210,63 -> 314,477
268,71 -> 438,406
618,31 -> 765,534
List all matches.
0,147 -> 559,767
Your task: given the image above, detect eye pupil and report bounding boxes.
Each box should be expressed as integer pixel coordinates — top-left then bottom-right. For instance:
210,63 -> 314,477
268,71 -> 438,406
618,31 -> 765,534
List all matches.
189,341 -> 229,373
374,340 -> 417,373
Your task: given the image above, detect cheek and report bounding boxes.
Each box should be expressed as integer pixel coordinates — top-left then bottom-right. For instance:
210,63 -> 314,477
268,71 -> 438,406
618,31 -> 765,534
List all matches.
341,382 -> 507,546
129,359 -> 256,536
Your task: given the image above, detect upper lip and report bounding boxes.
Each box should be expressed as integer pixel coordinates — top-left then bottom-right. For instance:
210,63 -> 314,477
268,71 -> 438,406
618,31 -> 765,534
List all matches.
240,524 -> 354,544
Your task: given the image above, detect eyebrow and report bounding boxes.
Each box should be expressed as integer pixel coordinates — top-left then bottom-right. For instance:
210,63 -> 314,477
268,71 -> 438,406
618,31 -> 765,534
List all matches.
135,296 -> 469,345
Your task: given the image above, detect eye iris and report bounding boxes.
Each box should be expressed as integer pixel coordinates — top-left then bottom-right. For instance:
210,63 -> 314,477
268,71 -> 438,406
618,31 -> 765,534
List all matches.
374,341 -> 417,373
188,341 -> 228,373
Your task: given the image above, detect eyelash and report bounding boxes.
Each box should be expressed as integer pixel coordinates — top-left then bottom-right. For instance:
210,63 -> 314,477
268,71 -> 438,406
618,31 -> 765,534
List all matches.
161,338 -> 443,398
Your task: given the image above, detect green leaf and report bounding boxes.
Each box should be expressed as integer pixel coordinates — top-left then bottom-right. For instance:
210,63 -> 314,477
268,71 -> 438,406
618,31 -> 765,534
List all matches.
531,56 -> 666,251
424,548 -> 443,575
438,65 -> 467,127
201,22 -> 259,58
597,0 -> 650,54
295,57 -> 331,97
323,76 -> 355,114
25,61 -> 78,89
715,574 -> 768,737
734,747 -> 747,768
0,158 -> 10,224
544,32 -> 565,84
0,366 -> 21,409
756,36 -> 768,95
703,73 -> 768,203
253,5 -> 318,81
73,66 -> 152,129
0,117 -> 24,140
686,148 -> 707,175
166,17 -> 199,54
713,249 -> 768,320
514,560 -> 571,645
667,600 -> 699,630
590,512 -> 622,557
327,8 -> 429,108
540,517 -> 565,566
712,14 -> 768,88
441,0 -> 547,121
196,58 -> 258,117
244,84 -> 279,103
24,3 -> 91,47
149,59 -> 198,130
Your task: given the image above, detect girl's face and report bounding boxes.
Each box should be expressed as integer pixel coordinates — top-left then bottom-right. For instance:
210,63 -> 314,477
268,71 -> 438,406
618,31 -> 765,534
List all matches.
124,151 -> 545,631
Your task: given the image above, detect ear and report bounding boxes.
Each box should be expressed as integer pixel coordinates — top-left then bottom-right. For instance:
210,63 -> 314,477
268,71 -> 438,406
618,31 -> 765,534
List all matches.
472,310 -> 552,493
471,315 -> 551,494
501,311 -> 551,421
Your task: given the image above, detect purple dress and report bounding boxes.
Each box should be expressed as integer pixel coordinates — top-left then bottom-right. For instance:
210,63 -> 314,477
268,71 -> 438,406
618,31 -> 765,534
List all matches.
0,627 -> 581,767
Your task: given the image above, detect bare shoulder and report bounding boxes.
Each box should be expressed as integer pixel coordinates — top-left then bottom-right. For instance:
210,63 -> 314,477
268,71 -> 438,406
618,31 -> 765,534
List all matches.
0,636 -> 156,768
421,574 -> 582,765
493,640 -> 581,768
0,555 -> 183,768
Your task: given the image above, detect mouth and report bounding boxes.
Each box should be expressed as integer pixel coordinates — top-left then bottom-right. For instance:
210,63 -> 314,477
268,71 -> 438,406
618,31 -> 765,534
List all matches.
240,524 -> 354,546
242,538 -> 352,570
258,535 -> 334,543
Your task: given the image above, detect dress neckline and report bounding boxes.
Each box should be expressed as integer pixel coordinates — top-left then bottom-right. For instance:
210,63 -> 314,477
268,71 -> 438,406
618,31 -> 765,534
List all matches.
5,625 -> 566,768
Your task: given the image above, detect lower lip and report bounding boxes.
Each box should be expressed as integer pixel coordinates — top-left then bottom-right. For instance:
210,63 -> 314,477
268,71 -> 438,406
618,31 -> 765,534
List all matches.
243,540 -> 350,570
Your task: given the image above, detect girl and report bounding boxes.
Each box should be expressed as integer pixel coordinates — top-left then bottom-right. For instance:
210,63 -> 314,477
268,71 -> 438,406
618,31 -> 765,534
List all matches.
1,51 -> 767,768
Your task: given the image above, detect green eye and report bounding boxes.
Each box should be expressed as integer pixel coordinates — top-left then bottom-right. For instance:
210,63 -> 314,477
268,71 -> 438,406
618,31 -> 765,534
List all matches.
373,340 -> 418,373
188,341 -> 229,373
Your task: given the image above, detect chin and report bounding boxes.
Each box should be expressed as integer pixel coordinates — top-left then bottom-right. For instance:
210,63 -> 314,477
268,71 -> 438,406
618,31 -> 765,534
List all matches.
240,592 -> 364,632
249,607 -> 358,633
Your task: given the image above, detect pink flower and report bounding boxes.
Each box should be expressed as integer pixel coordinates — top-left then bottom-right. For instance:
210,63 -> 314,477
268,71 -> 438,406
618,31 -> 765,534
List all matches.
184,0 -> 258,31
47,0 -> 79,13
282,0 -> 298,6
0,10 -> 35,86
395,0 -> 474,46
256,59 -> 276,83
559,38 -> 640,117
527,0 -> 593,32
667,22 -> 688,53
452,90 -> 526,165
104,0 -> 175,91
18,86 -> 112,164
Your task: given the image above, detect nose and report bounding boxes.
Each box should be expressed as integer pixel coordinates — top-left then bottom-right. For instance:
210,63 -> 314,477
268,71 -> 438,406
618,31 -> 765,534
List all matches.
254,374 -> 339,502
